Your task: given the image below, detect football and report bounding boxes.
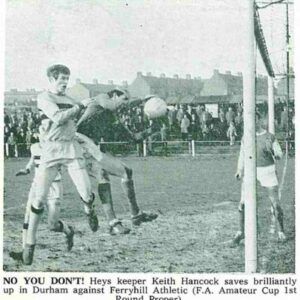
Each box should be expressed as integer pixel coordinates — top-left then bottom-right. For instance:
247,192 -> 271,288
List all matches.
144,97 -> 168,119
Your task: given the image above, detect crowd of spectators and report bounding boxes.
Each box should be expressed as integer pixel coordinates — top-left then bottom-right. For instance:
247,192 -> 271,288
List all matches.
3,101 -> 295,158
4,107 -> 41,157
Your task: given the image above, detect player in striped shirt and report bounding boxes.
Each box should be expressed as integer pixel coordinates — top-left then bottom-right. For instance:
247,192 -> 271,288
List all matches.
231,112 -> 287,247
21,64 -> 99,265
10,142 -> 74,262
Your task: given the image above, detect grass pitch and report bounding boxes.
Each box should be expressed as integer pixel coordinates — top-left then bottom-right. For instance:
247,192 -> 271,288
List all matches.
3,154 -> 295,273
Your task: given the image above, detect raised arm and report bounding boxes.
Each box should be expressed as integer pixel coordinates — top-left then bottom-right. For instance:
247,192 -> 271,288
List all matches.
38,97 -> 82,125
93,93 -> 128,111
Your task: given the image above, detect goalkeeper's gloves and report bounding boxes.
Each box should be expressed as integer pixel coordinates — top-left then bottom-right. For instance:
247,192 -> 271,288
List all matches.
16,168 -> 30,176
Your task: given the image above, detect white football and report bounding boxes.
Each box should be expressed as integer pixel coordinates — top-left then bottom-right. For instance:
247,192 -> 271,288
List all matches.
144,97 -> 167,119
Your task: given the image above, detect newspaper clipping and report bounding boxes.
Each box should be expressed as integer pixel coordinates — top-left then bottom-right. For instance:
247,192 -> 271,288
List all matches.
1,0 -> 298,299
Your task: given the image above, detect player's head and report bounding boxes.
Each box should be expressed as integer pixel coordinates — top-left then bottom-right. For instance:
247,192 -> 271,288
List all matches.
107,88 -> 130,112
107,88 -> 130,101
47,64 -> 70,94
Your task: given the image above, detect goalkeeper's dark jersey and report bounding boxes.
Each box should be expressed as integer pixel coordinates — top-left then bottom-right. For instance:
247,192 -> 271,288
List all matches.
77,109 -> 131,143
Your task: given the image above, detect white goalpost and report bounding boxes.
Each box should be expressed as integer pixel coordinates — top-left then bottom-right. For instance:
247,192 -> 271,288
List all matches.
243,0 -> 257,273
244,0 -> 283,273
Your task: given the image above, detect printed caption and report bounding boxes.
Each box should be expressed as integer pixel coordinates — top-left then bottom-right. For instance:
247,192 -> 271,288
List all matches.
1,275 -> 298,298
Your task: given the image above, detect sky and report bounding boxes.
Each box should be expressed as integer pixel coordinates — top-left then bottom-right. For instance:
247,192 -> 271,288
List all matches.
4,0 -> 294,90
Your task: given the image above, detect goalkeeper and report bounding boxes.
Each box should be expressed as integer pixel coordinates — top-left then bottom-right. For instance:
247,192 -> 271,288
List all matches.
231,112 -> 286,247
76,90 -> 159,235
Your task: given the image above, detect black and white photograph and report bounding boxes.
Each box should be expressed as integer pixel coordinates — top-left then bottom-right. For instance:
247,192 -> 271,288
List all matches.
1,0 -> 297,282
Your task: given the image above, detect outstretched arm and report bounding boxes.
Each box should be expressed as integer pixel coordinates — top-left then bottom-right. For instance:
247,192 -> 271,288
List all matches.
38,97 -> 83,125
76,92 -> 129,127
93,93 -> 129,111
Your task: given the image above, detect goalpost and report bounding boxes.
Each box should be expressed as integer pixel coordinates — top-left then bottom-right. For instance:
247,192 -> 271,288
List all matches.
244,0 -> 279,273
243,0 -> 257,273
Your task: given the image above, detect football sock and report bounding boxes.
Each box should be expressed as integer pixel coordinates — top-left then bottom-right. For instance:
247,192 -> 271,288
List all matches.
276,204 -> 284,233
239,204 -> 245,235
22,223 -> 29,249
121,179 -> 139,216
26,205 -> 44,245
98,183 -> 116,221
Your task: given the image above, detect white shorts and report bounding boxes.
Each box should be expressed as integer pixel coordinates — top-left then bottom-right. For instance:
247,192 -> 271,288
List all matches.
256,164 -> 278,187
239,164 -> 278,207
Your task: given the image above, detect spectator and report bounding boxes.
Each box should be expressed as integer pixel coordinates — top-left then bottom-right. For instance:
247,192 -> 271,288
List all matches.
226,107 -> 235,125
190,113 -> 200,140
235,111 -> 243,138
4,111 -> 11,126
227,122 -> 237,146
219,108 -> 226,123
4,124 -> 11,143
202,108 -> 213,127
176,105 -> 184,124
202,123 -> 210,141
186,105 -> 193,122
160,123 -> 168,155
16,129 -> 26,157
180,114 -> 190,141
167,106 -> 176,131
280,107 -> 288,131
27,116 -> 35,130
7,132 -> 17,157
25,130 -> 33,153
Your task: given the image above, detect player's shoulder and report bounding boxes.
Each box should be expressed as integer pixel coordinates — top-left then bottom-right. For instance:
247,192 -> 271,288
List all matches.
37,91 -> 58,105
37,90 -> 50,101
38,91 -> 74,104
64,94 -> 78,103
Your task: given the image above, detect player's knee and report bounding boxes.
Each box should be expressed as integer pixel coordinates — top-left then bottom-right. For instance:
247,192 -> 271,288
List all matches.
99,169 -> 110,184
47,198 -> 60,210
31,205 -> 44,215
81,192 -> 95,205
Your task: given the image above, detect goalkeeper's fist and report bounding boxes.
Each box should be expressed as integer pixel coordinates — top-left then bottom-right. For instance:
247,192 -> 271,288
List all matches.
16,169 -> 30,176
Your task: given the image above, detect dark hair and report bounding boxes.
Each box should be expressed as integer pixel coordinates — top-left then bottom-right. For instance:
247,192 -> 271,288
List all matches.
107,88 -> 129,100
47,64 -> 70,79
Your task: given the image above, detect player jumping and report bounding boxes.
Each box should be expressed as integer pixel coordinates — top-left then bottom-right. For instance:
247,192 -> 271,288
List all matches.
76,91 -> 159,235
231,112 -> 287,247
20,64 -> 106,265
